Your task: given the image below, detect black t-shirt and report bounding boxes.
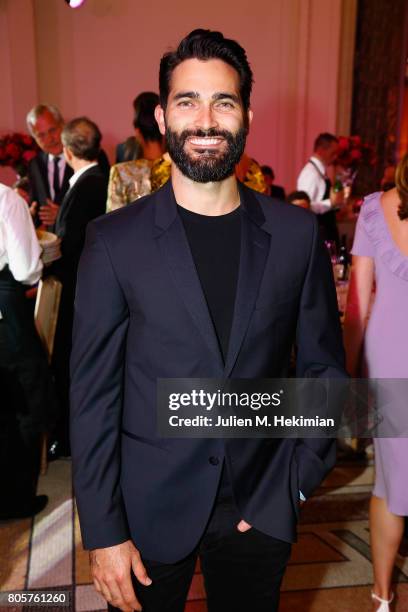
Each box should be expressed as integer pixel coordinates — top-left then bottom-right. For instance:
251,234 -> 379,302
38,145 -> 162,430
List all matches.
178,204 -> 241,500
178,205 -> 241,362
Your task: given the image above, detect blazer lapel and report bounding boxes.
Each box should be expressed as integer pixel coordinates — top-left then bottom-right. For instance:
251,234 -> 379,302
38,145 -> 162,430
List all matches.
55,186 -> 73,236
57,163 -> 73,204
154,181 -> 224,370
55,166 -> 97,234
37,152 -> 51,201
223,184 -> 271,378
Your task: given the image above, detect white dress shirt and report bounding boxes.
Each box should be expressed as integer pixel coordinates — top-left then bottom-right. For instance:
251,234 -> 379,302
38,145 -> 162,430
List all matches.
297,156 -> 332,215
48,153 -> 67,201
68,162 -> 98,190
0,184 -> 43,292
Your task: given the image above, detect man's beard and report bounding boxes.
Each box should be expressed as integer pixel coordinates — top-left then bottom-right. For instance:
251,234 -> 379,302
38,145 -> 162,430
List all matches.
165,126 -> 247,183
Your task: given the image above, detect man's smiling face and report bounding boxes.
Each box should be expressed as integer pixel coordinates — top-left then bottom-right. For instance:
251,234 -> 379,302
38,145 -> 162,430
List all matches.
155,58 -> 252,182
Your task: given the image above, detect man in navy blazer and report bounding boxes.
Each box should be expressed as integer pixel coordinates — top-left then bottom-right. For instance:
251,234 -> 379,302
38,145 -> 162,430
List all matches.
71,30 -> 346,612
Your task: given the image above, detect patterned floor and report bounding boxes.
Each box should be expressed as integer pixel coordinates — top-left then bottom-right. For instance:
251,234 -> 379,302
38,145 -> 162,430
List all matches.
1,454 -> 408,612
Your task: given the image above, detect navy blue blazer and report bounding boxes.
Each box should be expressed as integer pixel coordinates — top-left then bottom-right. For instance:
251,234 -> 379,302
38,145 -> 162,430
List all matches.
70,180 -> 346,562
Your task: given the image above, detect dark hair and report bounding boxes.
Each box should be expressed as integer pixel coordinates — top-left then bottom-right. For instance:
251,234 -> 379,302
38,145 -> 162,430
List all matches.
314,133 -> 338,151
287,190 -> 311,204
261,165 -> 275,180
12,176 -> 30,192
396,153 -> 408,220
61,117 -> 101,161
159,29 -> 253,113
132,92 -> 162,143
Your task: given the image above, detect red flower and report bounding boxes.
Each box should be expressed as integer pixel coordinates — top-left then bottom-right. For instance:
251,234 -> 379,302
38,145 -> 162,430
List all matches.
21,134 -> 35,146
350,135 -> 362,146
338,136 -> 349,151
350,149 -> 362,161
22,149 -> 37,162
0,131 -> 39,174
5,143 -> 20,160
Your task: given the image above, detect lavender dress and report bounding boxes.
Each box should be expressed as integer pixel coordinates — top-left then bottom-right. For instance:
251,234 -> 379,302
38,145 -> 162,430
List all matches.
351,192 -> 408,515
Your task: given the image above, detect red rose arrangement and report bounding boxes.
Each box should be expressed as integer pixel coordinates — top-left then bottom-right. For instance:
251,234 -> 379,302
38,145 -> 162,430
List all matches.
336,135 -> 376,170
0,132 -> 39,176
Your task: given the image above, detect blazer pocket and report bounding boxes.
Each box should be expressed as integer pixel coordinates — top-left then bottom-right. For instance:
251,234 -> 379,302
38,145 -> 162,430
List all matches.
121,429 -> 170,452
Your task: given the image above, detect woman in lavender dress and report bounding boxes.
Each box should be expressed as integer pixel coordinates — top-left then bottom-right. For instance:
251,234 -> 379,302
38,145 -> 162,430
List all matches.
344,154 -> 408,611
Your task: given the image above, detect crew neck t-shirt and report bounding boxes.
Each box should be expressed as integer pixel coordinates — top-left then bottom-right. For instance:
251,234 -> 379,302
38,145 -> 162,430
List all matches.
178,205 -> 241,362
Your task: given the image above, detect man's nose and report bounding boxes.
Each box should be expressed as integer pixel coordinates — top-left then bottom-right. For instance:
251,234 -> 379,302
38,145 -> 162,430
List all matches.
195,104 -> 218,131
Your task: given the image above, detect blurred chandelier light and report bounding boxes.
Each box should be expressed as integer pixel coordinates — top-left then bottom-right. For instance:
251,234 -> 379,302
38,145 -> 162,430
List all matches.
64,0 -> 87,7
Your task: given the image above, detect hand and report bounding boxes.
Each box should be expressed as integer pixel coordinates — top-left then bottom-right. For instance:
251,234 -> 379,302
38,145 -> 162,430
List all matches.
330,189 -> 344,208
29,201 -> 38,218
38,199 -> 59,226
237,519 -> 252,533
90,539 -> 152,612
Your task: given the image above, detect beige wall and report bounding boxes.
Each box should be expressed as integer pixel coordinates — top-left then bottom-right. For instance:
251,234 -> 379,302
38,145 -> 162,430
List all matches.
1,0 -> 357,190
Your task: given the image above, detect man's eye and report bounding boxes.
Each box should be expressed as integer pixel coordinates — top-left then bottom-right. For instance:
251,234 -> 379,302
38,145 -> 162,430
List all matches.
217,102 -> 234,109
178,100 -> 193,107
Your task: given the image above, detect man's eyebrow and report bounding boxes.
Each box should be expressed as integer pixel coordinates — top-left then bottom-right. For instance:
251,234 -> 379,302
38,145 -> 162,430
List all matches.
212,93 -> 240,103
172,92 -> 240,103
173,91 -> 200,101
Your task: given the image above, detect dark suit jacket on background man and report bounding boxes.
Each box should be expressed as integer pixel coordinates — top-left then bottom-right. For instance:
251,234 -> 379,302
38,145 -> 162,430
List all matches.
27,150 -> 110,218
52,164 -> 108,450
70,179 -> 346,563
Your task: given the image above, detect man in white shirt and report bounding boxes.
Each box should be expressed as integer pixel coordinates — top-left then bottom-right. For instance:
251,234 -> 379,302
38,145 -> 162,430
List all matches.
0,183 -> 51,519
0,184 -> 43,289
297,132 -> 341,245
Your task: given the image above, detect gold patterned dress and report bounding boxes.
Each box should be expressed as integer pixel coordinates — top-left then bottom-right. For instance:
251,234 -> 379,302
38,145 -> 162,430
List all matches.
106,154 -> 266,212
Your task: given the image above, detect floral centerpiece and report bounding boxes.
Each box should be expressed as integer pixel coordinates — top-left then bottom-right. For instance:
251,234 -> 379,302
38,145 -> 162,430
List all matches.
335,136 -> 376,206
336,135 -> 376,171
0,132 -> 39,177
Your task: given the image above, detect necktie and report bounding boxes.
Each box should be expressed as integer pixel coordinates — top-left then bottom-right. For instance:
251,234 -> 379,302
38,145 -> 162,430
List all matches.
53,156 -> 61,202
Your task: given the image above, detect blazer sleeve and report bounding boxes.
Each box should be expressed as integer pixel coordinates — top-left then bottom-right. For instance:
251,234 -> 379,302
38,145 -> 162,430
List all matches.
70,222 -> 130,549
294,216 -> 347,498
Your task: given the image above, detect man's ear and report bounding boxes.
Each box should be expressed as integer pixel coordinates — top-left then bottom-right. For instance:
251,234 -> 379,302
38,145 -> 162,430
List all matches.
154,105 -> 166,136
247,109 -> 253,128
63,145 -> 72,164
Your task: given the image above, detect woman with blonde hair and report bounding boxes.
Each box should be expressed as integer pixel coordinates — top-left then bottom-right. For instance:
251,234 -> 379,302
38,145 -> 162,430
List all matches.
344,154 -> 408,611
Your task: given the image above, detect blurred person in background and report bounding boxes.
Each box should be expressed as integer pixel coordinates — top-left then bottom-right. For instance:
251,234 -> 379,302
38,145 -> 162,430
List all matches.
261,165 -> 285,200
287,190 -> 311,210
115,94 -> 151,163
0,183 -> 53,519
48,117 -> 109,460
343,154 -> 408,611
107,92 -> 165,211
297,132 -> 342,245
26,104 -> 109,229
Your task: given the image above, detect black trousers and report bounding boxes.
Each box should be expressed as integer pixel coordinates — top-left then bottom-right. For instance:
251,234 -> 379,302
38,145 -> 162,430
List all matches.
108,486 -> 291,612
0,272 -> 57,442
0,271 -> 54,512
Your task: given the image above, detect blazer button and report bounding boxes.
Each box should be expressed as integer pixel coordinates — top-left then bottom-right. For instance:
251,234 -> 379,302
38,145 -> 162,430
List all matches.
209,456 -> 219,466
